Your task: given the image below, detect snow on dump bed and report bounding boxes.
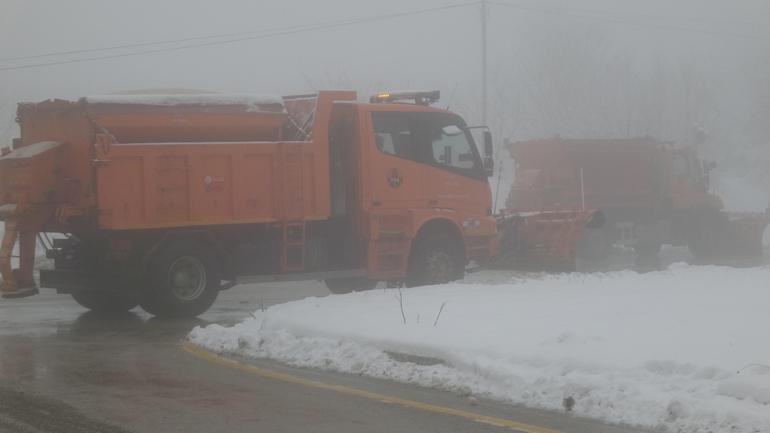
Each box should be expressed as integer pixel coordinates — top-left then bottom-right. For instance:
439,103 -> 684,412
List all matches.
84,94 -> 285,112
188,265 -> 770,433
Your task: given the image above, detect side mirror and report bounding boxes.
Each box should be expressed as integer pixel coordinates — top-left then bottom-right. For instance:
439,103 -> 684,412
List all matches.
702,160 -> 716,191
483,130 -> 494,176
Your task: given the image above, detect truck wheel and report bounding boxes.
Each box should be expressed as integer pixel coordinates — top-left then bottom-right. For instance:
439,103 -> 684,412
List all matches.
633,242 -> 661,270
140,241 -> 220,318
406,234 -> 465,287
324,278 -> 378,294
71,290 -> 139,313
688,211 -> 729,263
634,242 -> 661,257
577,227 -> 613,262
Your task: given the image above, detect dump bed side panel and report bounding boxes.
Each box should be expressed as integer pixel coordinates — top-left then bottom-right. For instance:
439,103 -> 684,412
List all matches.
88,111 -> 286,143
97,141 -> 325,230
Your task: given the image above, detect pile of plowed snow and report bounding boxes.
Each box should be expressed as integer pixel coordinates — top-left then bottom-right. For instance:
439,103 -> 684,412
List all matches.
189,264 -> 770,433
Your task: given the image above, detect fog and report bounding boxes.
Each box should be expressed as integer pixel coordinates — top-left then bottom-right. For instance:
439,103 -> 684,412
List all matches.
2,0 -> 769,205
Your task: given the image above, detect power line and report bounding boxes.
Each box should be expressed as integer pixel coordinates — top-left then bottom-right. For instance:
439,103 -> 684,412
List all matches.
4,0 -> 766,73
0,26 -> 307,63
0,2 -> 475,72
488,0 -> 770,43
0,6 -> 434,64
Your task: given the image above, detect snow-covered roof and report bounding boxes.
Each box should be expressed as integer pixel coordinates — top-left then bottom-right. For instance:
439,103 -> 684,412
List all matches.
84,94 -> 285,112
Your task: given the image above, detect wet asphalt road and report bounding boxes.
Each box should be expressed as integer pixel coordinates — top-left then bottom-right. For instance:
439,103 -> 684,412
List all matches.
0,282 -> 654,433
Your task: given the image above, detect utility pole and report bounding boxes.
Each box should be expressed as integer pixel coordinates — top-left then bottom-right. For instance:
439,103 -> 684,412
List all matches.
481,0 -> 499,212
480,0 -> 488,127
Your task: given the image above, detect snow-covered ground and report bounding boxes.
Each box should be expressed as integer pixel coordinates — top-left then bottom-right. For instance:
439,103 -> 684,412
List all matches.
188,265 -> 770,433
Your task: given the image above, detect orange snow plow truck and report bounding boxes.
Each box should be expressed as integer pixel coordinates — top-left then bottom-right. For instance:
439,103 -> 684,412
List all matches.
0,90 -> 534,316
506,137 -> 769,266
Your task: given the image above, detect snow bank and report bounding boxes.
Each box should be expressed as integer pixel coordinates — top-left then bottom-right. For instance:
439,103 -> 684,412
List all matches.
189,265 -> 770,433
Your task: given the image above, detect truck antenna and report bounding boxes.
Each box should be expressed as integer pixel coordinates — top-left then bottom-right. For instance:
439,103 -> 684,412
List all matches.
445,82 -> 459,111
493,163 -> 503,214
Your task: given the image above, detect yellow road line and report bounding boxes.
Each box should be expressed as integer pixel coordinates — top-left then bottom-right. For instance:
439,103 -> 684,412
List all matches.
182,342 -> 563,433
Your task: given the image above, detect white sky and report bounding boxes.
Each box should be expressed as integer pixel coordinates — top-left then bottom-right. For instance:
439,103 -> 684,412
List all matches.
1,0 -> 768,142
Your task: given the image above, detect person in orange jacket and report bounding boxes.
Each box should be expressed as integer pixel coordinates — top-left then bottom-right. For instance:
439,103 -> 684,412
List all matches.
0,215 -> 40,299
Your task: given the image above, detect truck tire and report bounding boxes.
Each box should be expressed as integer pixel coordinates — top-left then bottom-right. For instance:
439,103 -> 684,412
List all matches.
406,234 -> 465,287
576,227 -> 613,268
140,240 -> 220,318
633,242 -> 661,270
634,242 -> 661,257
324,278 -> 378,294
71,290 -> 139,313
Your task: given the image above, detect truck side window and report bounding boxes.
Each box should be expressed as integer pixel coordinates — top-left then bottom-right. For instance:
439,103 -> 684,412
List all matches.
372,112 -> 413,159
371,111 -> 484,179
428,122 -> 477,170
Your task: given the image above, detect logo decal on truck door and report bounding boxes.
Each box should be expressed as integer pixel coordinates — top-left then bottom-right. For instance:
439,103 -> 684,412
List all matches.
387,168 -> 402,188
203,175 -> 225,192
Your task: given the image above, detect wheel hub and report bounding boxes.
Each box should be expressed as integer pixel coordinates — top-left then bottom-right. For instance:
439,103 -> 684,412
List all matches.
168,256 -> 207,301
425,250 -> 452,283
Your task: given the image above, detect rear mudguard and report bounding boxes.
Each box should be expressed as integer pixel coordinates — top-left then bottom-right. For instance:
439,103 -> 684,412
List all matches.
492,209 -> 604,271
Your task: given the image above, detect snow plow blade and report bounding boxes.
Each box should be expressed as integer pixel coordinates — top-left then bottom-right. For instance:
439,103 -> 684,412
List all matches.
491,209 -> 604,271
690,211 -> 769,265
725,212 -> 769,258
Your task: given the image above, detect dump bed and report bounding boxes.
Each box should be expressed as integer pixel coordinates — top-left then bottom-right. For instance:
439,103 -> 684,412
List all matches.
2,91 -> 356,231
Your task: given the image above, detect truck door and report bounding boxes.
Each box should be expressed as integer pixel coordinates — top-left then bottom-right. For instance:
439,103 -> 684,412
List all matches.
416,112 -> 489,213
365,111 -> 428,210
364,109 -> 489,212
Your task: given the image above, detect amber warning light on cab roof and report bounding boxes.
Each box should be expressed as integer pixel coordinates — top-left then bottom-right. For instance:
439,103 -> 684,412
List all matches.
369,90 -> 440,106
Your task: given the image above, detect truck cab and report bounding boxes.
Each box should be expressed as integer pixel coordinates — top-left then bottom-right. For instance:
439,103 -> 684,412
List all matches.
326,91 -> 497,288
668,146 -> 721,211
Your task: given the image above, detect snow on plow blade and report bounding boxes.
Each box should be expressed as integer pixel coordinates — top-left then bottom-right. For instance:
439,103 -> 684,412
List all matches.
492,209 -> 604,271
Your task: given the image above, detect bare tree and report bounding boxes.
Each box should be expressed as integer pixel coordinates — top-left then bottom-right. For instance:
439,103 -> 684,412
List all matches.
748,49 -> 770,148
